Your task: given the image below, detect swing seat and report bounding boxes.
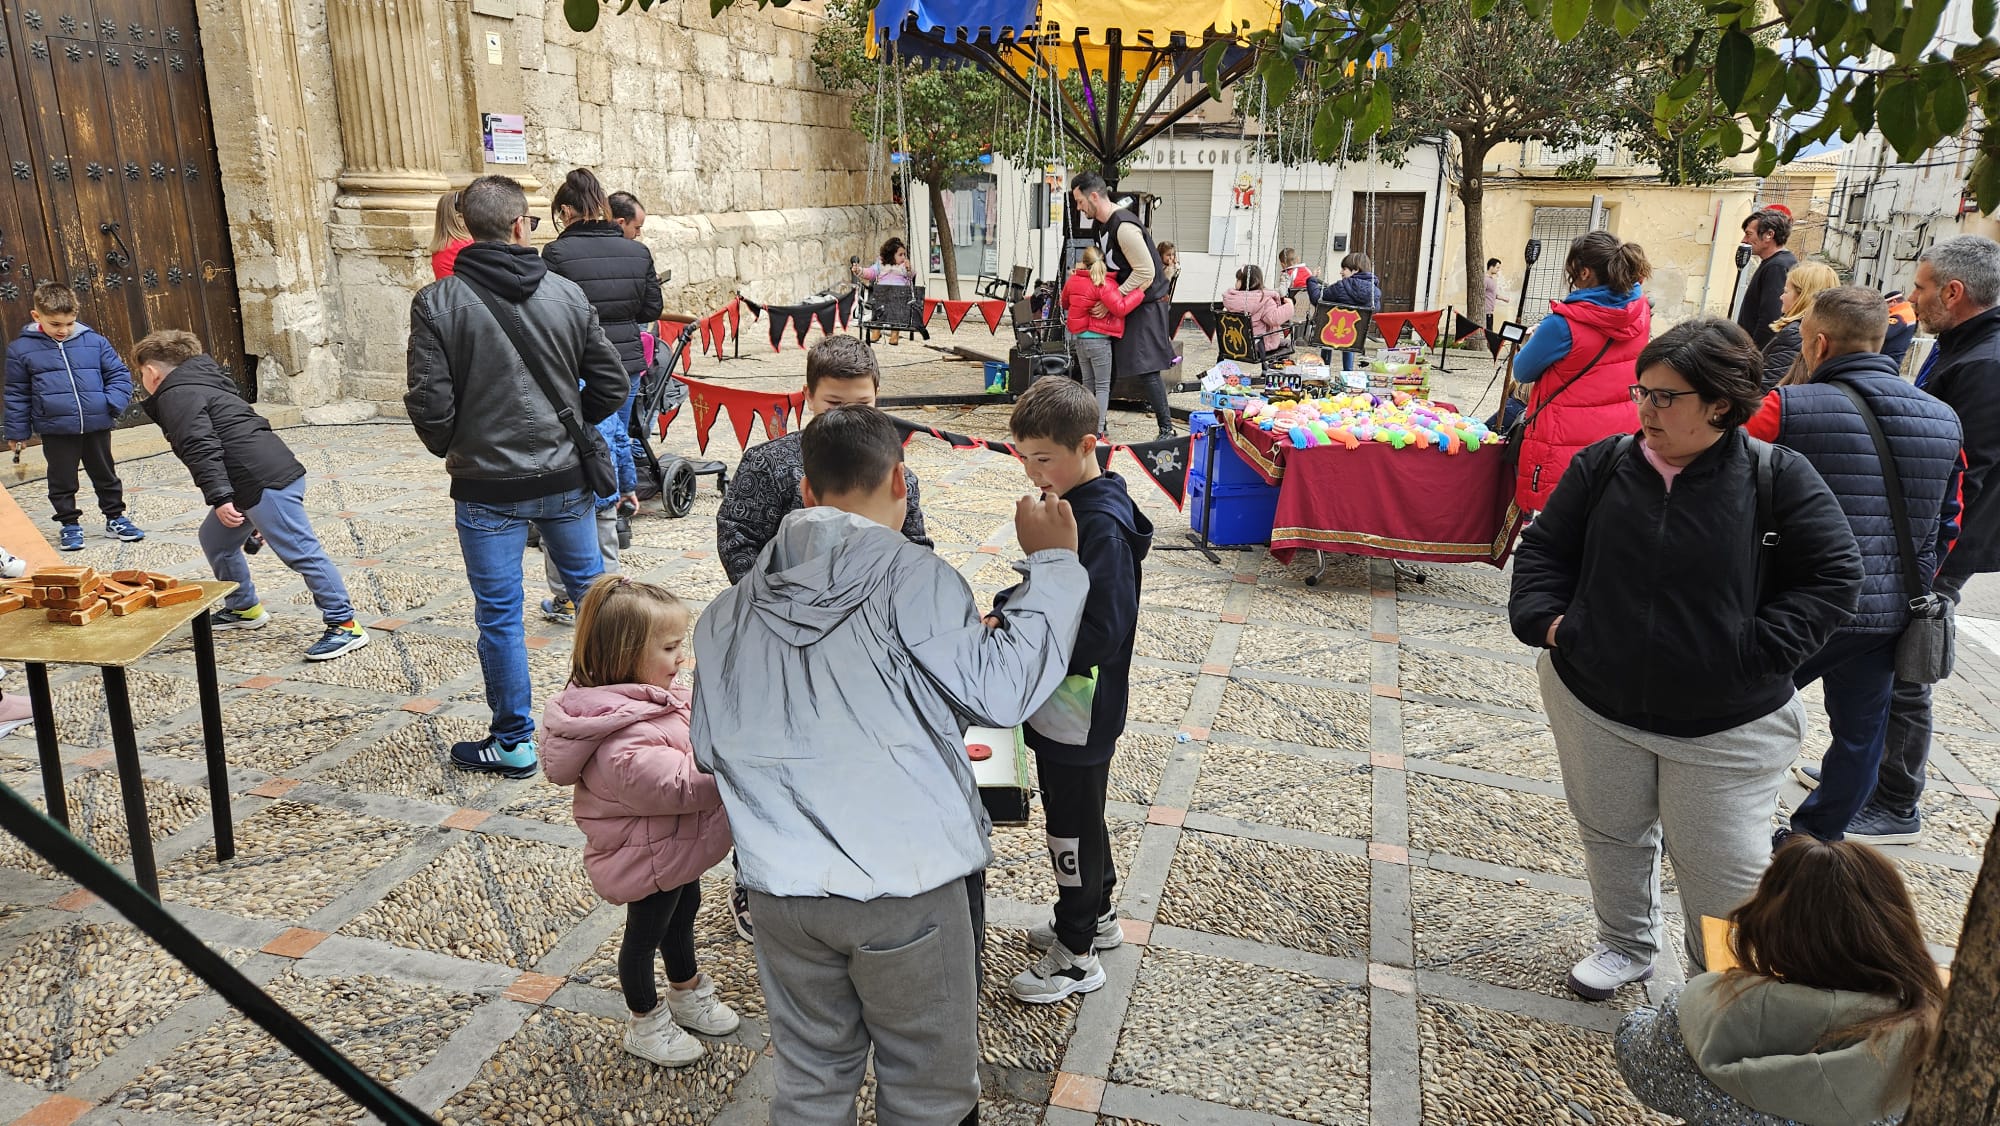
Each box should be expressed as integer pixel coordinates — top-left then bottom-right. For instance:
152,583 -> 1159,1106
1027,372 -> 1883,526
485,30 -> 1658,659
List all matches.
1217,310 -> 1294,370
857,283 -> 931,339
977,265 -> 1033,305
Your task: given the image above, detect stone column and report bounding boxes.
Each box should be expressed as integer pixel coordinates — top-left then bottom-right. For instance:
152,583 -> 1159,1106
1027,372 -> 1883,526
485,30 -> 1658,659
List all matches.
325,0 -> 451,205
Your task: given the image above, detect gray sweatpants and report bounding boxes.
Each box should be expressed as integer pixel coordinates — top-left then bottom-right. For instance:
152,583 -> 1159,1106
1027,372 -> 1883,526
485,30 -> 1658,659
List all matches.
544,505 -> 619,599
1073,336 -> 1114,434
1539,654 -> 1804,970
749,879 -> 979,1126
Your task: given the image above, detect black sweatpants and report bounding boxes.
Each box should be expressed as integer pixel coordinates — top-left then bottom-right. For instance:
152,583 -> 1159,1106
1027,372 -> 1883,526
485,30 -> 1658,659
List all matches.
42,430 -> 125,525
1037,755 -> 1117,956
619,881 -> 701,1015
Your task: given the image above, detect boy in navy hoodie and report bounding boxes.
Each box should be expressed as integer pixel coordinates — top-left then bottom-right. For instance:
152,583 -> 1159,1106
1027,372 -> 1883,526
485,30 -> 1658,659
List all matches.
997,376 -> 1153,1004
4,283 -> 145,550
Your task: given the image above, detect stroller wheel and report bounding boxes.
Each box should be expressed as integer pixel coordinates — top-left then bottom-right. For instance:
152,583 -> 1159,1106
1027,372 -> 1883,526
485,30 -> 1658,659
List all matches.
662,459 -> 698,519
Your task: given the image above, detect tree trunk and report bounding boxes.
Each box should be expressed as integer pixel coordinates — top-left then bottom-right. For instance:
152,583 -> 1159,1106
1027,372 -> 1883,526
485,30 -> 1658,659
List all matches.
1459,134 -> 1492,325
928,178 -> 963,301
1905,806 -> 2000,1124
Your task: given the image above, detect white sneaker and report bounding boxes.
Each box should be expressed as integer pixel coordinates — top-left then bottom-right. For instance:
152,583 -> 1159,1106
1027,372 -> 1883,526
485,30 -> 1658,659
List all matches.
0,547 -> 24,579
1026,909 -> 1123,953
665,973 -> 741,1036
1008,942 -> 1106,1004
624,1006 -> 705,1066
1566,942 -> 1654,1001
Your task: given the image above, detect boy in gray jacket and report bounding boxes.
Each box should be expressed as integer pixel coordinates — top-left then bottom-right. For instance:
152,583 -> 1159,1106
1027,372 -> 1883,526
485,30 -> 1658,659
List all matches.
692,405 -> 1087,1125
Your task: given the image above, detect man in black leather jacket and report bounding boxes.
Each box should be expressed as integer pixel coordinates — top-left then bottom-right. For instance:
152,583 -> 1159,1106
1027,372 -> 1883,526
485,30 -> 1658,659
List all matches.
1860,235 -> 2000,843
406,175 -> 629,780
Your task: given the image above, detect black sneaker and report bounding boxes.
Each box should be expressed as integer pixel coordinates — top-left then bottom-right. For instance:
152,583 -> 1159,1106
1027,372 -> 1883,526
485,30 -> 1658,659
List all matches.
449,735 -> 539,779
730,881 -> 754,942
1845,802 -> 1921,846
1791,762 -> 1822,791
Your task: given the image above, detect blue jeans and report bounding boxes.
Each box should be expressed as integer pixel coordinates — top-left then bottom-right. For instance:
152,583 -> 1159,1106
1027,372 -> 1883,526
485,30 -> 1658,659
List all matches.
201,475 -> 353,627
1791,630 -> 1900,840
456,487 -> 602,745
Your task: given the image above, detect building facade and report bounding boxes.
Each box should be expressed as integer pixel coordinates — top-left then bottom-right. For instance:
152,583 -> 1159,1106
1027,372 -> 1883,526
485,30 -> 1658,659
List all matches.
0,0 -> 894,417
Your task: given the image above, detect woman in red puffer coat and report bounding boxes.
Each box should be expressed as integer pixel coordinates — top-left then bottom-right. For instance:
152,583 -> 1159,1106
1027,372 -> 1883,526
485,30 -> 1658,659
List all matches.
1512,231 -> 1654,512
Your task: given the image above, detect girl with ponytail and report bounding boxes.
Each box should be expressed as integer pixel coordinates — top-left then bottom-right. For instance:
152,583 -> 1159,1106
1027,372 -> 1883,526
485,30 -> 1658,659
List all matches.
1062,247 -> 1143,435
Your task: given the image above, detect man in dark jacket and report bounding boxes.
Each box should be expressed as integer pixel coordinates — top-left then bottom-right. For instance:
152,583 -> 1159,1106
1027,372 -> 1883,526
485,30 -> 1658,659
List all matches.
1860,234 -> 2000,843
134,330 -> 368,661
1074,173 -> 1176,439
1741,288 -> 1962,841
1735,209 -> 1796,350
407,175 -> 630,779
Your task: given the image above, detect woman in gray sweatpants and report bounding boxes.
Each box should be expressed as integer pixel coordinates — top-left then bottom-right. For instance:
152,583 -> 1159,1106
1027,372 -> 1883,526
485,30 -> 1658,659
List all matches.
1508,317 -> 1864,1003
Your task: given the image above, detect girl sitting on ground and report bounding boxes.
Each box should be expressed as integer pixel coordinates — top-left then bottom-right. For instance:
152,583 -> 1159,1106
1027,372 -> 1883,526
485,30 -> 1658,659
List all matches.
1061,247 -> 1144,437
1615,834 -> 1941,1126
541,577 -> 739,1068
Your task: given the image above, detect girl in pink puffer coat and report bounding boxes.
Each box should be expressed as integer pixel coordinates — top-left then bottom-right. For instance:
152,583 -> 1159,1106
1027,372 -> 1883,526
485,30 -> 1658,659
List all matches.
541,577 -> 737,1069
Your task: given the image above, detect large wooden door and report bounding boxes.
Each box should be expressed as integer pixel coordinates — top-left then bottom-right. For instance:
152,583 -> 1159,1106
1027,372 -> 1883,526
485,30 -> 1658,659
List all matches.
1349,192 -> 1426,314
0,0 -> 248,416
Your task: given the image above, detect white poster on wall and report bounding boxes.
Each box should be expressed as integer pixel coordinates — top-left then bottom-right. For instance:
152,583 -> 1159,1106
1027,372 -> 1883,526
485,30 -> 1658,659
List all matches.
482,113 -> 527,165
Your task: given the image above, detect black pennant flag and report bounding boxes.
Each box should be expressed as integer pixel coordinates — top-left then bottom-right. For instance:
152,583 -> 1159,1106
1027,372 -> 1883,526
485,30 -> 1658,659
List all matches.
887,416 -> 1190,510
1453,311 -> 1485,344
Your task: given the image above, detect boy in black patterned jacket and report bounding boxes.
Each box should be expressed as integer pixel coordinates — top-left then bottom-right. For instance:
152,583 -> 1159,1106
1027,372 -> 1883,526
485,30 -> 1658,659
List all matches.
714,335 -> 931,584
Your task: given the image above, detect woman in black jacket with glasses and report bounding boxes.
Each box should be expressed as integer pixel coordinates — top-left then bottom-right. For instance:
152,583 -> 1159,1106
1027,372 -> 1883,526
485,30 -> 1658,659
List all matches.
1508,317 -> 1862,1003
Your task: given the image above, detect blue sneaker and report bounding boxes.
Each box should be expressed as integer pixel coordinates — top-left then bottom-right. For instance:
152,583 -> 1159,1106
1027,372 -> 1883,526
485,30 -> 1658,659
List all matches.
450,735 -> 538,779
106,515 -> 145,542
58,524 -> 84,551
304,622 -> 369,661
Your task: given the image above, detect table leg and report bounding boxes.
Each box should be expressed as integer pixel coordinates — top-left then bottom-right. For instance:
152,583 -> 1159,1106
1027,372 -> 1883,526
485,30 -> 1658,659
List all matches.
25,663 -> 66,828
190,612 -> 234,862
100,667 -> 159,899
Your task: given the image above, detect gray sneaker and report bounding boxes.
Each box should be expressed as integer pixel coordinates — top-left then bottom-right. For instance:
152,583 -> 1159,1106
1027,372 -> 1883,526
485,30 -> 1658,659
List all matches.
1026,909 -> 1122,953
1007,942 -> 1105,1004
1844,803 -> 1921,846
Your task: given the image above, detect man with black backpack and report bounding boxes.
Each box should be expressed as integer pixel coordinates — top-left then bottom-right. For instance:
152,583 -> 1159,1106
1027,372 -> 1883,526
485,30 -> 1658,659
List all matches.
406,175 -> 630,780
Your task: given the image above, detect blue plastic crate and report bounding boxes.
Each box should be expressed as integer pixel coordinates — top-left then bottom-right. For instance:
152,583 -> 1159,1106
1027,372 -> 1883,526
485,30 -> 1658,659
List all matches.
1190,411 -> 1272,489
1188,472 -> 1279,547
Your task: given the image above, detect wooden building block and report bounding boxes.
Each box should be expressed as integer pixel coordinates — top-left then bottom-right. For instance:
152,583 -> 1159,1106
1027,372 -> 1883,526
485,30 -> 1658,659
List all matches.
152,584 -> 203,607
0,593 -> 22,614
42,595 -> 96,611
143,572 -> 177,591
46,599 -> 108,625
109,569 -> 151,586
34,566 -> 97,589
106,590 -> 153,616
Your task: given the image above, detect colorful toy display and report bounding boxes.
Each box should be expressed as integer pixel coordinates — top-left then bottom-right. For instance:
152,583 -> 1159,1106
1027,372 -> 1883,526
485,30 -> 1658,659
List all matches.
1237,392 -> 1501,455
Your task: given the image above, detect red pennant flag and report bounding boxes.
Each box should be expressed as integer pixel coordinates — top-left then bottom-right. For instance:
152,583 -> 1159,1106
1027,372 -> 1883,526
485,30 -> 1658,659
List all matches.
725,296 -> 742,339
1318,308 -> 1362,349
976,300 -> 1006,333
687,387 -> 721,453
939,300 -> 974,333
1406,310 -> 1444,347
1373,312 -> 1410,348
922,298 -> 941,326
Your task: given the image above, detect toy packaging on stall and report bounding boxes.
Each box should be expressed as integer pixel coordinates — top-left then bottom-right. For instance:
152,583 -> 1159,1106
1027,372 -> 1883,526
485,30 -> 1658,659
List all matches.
1367,349 -> 1431,399
1237,391 -> 1500,454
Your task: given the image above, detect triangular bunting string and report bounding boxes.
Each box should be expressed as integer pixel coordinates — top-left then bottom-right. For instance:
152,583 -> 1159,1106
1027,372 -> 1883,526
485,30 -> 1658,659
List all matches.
1487,329 -> 1507,359
815,303 -> 839,337
1119,433 -> 1190,510
688,390 -> 720,453
1453,312 -> 1485,343
922,298 -> 941,327
724,397 -> 759,449
942,300 -> 974,333
790,309 -> 813,347
976,300 -> 1006,332
1191,307 -> 1220,340
837,291 -> 856,328
1406,310 -> 1444,348
726,296 -> 742,339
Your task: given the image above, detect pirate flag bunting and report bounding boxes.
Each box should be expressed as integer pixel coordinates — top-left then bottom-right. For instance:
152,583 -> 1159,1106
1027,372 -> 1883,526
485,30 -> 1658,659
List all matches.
755,293 -> 857,352
1453,311 -> 1486,344
886,417 -> 1192,509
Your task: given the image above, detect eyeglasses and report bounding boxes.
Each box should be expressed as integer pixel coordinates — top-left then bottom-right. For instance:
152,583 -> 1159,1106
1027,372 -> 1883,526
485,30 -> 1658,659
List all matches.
1629,385 -> 1701,409
520,214 -> 542,232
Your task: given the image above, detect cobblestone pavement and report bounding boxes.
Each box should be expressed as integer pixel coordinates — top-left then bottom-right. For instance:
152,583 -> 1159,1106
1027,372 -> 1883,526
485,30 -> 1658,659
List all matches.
0,346 -> 1992,1125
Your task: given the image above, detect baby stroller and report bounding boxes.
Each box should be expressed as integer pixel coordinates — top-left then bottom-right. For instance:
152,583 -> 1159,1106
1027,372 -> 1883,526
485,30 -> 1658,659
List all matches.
635,321 -> 729,519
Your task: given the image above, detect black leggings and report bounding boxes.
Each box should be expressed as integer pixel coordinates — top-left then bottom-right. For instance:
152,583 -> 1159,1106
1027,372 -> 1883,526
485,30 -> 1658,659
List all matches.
620,881 -> 701,1014
1136,370 -> 1173,430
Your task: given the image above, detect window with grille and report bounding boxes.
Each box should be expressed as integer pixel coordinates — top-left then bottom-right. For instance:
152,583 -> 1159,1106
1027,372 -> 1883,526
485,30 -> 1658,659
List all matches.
1846,191 -> 1865,222
1119,171 -> 1213,254
1520,206 -> 1609,325
1529,138 -> 1619,168
1275,190 -> 1333,273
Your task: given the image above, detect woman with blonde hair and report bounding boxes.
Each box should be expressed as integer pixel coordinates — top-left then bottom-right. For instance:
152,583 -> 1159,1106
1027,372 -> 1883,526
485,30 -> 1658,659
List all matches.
1061,246 -> 1142,435
1760,261 -> 1840,389
429,190 -> 472,279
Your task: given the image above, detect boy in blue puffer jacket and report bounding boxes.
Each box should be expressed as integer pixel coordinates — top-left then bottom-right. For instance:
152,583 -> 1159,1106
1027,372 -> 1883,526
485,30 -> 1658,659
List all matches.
4,283 -> 145,550
539,400 -> 636,624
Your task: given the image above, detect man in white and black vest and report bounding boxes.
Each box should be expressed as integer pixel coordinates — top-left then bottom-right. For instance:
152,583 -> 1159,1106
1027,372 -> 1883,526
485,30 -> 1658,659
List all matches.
1072,172 -> 1177,440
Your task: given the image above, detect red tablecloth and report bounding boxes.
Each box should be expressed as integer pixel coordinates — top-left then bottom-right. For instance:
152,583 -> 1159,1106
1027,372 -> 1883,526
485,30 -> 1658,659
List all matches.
1221,413 -> 1522,566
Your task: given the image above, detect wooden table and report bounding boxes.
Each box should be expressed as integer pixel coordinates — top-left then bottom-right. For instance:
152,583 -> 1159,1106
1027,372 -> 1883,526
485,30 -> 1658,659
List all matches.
0,581 -> 236,898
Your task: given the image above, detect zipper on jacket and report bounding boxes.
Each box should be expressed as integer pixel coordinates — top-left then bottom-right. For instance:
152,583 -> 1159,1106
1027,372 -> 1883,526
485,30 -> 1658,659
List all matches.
56,338 -> 85,431
1637,477 -> 1671,720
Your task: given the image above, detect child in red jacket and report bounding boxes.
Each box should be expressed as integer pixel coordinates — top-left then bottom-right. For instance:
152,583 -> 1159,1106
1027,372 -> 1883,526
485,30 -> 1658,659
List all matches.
1062,247 -> 1143,437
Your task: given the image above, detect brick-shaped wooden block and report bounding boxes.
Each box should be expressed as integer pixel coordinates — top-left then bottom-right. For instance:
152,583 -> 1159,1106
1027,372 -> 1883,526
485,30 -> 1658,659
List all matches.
152,584 -> 203,607
107,590 -> 154,616
43,595 -> 97,611
109,569 -> 152,586
33,565 -> 97,588
0,593 -> 21,614
47,600 -> 108,625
